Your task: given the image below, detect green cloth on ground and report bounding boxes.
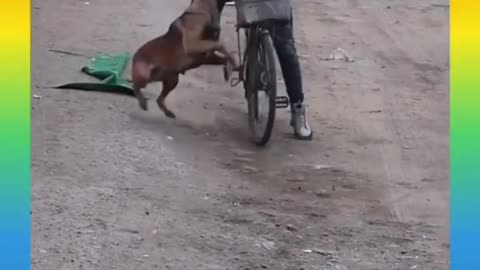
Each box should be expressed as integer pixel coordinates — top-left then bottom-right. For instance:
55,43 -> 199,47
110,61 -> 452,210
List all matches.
56,52 -> 140,97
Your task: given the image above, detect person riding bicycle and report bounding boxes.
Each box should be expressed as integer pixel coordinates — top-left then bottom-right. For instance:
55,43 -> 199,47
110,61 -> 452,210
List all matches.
219,0 -> 313,140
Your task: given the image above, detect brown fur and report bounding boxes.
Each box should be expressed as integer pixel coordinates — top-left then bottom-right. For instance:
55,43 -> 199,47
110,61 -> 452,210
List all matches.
131,0 -> 236,118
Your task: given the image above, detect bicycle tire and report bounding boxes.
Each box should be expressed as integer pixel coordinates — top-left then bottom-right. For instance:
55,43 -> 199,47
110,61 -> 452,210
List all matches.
245,28 -> 277,146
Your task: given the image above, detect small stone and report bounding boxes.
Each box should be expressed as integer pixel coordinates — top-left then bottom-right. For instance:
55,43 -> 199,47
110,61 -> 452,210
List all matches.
241,165 -> 259,173
312,248 -> 336,256
286,224 -> 298,232
315,190 -> 331,198
311,164 -> 332,170
261,241 -> 275,250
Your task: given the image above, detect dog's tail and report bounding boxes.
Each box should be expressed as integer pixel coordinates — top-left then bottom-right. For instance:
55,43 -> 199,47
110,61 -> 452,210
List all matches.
131,60 -> 151,89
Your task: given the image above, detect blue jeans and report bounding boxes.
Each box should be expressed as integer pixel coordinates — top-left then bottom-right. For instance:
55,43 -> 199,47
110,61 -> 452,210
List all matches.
271,18 -> 304,103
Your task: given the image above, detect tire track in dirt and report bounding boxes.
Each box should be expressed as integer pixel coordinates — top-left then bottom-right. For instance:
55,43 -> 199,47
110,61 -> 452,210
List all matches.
342,0 -> 449,227
292,0 -> 449,263
293,0 -> 448,225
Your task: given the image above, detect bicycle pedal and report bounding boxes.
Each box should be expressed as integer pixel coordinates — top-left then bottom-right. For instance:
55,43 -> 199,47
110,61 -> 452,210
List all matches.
275,96 -> 289,109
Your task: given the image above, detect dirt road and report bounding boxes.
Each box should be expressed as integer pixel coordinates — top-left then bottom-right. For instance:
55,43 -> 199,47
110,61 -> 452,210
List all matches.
32,0 -> 449,269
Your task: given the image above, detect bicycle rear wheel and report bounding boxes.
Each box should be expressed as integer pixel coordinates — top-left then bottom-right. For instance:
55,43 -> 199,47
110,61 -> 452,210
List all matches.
245,28 -> 277,146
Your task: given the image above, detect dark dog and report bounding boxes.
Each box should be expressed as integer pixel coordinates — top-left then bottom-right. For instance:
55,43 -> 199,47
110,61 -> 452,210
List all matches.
131,0 -> 236,118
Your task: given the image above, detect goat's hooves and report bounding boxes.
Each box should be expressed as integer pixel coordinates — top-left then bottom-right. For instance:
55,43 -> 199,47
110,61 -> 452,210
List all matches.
165,110 -> 176,118
139,100 -> 148,111
224,64 -> 234,82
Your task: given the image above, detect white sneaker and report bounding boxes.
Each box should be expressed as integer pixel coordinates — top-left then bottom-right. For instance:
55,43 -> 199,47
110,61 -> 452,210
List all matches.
290,102 -> 313,140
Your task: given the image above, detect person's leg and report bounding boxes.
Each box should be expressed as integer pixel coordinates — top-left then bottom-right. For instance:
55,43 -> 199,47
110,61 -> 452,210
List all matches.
272,17 -> 313,140
218,0 -> 228,14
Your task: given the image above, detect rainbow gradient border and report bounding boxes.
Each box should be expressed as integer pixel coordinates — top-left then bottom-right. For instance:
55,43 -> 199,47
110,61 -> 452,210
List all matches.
451,1 -> 479,269
0,1 -> 31,269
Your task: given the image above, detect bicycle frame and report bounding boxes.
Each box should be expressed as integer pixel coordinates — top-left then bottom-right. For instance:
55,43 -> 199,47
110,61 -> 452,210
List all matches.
224,1 -> 292,145
230,23 -> 271,88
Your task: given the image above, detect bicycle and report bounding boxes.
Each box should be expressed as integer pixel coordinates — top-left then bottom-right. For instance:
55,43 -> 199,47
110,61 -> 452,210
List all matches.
226,0 -> 292,146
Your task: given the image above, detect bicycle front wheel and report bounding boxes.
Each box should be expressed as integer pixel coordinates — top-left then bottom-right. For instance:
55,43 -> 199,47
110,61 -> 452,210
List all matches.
245,29 -> 277,146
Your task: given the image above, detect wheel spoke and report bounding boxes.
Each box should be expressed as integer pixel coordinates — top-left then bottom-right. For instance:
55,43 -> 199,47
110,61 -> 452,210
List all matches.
245,29 -> 277,146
